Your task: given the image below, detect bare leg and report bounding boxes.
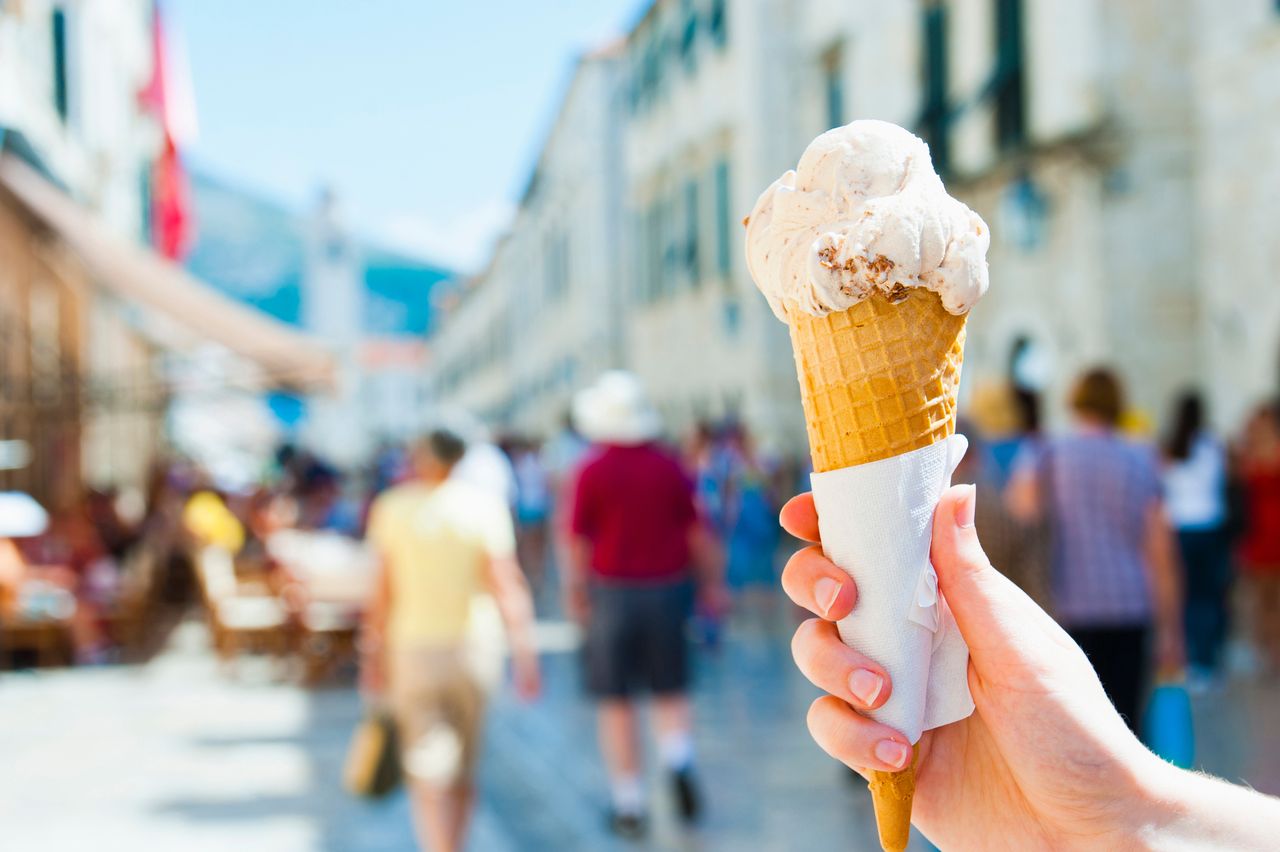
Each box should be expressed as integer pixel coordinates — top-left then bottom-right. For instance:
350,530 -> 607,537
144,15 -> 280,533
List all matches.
652,692 -> 701,821
597,698 -> 641,778
408,781 -> 470,852
450,783 -> 475,849
651,692 -> 693,745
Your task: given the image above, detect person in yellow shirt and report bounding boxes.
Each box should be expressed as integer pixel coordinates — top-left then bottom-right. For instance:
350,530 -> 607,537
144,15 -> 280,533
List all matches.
362,429 -> 539,852
182,489 -> 246,555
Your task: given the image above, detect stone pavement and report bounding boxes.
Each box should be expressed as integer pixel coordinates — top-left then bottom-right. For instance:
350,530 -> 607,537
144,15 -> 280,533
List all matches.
0,613 -> 1277,851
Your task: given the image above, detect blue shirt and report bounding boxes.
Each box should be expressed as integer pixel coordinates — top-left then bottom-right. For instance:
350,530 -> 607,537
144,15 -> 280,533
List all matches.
1031,432 -> 1161,627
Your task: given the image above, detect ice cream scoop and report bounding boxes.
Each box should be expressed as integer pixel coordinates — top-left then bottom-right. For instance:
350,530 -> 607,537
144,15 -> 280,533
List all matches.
745,119 -> 988,321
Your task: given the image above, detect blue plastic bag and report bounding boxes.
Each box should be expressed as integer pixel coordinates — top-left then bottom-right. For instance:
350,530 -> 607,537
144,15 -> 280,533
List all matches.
1143,682 -> 1195,769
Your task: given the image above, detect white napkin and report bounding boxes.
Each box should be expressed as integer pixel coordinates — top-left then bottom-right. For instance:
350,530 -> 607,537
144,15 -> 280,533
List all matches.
810,434 -> 975,744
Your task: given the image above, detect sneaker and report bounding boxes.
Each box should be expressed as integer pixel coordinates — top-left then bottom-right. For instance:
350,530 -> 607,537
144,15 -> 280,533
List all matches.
671,767 -> 702,823
607,810 -> 647,840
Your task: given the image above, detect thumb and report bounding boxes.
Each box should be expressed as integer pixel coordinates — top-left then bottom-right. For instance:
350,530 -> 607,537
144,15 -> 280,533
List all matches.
931,484 -> 1047,663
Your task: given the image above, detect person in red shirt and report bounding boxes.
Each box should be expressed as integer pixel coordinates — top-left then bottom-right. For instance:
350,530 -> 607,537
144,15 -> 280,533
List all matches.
1237,401 -> 1280,673
564,372 -> 725,839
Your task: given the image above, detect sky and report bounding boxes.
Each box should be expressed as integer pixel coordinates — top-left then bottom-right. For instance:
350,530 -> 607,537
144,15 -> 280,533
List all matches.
169,0 -> 642,273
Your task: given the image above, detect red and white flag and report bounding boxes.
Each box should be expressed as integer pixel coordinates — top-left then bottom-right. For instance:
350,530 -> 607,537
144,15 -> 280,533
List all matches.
139,1 -> 198,260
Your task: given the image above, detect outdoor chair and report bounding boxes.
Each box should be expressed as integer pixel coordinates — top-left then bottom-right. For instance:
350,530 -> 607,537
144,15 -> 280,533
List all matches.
195,546 -> 290,668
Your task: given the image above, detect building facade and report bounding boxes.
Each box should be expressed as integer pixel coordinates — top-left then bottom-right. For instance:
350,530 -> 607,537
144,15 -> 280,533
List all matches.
0,0 -> 336,499
431,0 -> 1280,453
619,0 -> 807,451
1191,0 -> 1280,427
432,45 -> 628,438
0,0 -> 161,505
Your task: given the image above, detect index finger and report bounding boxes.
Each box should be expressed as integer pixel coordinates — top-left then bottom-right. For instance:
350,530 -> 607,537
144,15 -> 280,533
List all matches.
780,492 -> 821,542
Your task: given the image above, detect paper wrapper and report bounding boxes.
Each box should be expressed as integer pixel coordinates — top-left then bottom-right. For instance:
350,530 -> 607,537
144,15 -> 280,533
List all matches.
809,434 -> 975,744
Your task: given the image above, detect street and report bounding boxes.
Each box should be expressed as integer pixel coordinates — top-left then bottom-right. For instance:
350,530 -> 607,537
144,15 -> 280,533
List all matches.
1,613 -> 1277,852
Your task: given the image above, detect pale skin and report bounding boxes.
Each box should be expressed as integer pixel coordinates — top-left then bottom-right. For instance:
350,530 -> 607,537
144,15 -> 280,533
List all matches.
781,483 -> 1280,850
362,450 -> 540,852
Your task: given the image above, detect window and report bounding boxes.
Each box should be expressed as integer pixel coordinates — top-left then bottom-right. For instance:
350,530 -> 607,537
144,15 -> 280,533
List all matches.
641,32 -> 661,106
648,31 -> 665,98
679,0 -> 698,72
709,0 -> 727,48
683,178 -> 700,285
660,194 -> 679,297
642,201 -> 663,303
993,0 -> 1026,149
822,44 -> 845,129
713,159 -> 732,278
919,3 -> 950,174
51,8 -> 69,122
29,283 -> 61,399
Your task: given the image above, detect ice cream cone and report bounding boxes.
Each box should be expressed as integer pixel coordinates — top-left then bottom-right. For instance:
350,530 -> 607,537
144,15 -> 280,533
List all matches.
868,745 -> 920,852
787,289 -> 966,474
786,289 -> 964,850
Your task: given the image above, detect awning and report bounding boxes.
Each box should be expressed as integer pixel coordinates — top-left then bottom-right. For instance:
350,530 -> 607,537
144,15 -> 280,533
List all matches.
0,152 -> 335,390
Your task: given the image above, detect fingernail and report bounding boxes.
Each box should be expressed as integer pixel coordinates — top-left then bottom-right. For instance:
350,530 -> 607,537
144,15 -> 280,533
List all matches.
955,484 -> 976,529
848,669 -> 883,706
814,577 -> 841,616
874,739 -> 910,770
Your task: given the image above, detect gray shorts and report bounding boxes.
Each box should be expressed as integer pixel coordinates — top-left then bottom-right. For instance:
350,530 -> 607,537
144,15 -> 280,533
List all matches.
583,578 -> 693,698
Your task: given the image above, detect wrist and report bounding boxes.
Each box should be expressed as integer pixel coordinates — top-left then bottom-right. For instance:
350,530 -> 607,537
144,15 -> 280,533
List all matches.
1125,752 -> 1190,850
357,632 -> 383,658
510,633 -> 537,659
1127,751 -> 1280,851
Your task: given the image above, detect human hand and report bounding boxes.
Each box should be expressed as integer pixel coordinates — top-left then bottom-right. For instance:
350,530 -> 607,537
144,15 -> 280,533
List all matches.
563,578 -> 590,626
358,645 -> 385,699
781,484 -> 1167,850
1153,620 -> 1186,677
512,649 -> 542,702
698,580 -> 733,621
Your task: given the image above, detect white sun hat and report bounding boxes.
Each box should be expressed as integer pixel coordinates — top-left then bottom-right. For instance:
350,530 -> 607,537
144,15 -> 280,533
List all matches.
0,491 -> 50,538
573,371 -> 663,446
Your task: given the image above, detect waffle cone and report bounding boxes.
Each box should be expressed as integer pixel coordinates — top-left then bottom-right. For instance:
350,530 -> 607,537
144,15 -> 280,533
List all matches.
868,746 -> 919,852
786,290 -> 966,473
787,291 -> 962,850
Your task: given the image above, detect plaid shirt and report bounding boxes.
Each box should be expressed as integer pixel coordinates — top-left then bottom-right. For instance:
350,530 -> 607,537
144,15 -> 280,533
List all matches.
1033,432 -> 1162,627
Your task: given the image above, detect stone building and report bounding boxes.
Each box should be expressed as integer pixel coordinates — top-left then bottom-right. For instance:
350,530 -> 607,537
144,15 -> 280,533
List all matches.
785,0 -> 1280,433
432,1 -> 807,450
0,0 -> 331,502
430,0 -> 1280,452
1192,0 -> 1280,428
617,0 -> 803,451
0,0 -> 161,507
432,44 -> 628,437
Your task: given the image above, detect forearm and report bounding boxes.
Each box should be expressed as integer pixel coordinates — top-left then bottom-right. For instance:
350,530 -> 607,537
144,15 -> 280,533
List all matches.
489,557 -> 537,656
562,537 -> 592,591
688,523 -> 725,589
362,561 -> 389,648
1137,759 -> 1280,851
497,584 -> 537,655
1145,510 -> 1183,637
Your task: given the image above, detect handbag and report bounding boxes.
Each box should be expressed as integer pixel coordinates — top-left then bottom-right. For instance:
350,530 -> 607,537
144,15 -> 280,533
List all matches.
1143,678 -> 1195,769
343,707 -> 402,798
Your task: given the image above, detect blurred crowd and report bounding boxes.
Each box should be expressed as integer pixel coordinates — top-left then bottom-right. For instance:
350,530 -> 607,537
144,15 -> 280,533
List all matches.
960,372 -> 1280,712
0,446 -> 379,671
3,363 -> 1279,848
3,370 -> 1279,694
